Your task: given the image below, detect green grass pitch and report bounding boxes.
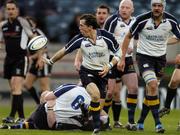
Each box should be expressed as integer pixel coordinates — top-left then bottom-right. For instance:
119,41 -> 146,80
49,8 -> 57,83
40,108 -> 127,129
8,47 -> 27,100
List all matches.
0,104 -> 179,135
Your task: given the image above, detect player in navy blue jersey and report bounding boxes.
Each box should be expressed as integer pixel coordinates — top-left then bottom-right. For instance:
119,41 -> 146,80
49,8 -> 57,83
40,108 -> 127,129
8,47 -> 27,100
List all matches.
43,14 -> 121,135
103,0 -> 138,130
118,0 -> 180,133
0,0 -> 34,123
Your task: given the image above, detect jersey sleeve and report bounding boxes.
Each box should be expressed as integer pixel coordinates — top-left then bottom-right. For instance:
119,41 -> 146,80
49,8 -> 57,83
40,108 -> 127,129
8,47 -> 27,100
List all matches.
65,34 -> 83,54
18,17 -> 34,37
101,30 -> 119,52
130,12 -> 150,37
103,13 -> 118,33
53,84 -> 76,97
0,21 -> 7,42
169,19 -> 180,39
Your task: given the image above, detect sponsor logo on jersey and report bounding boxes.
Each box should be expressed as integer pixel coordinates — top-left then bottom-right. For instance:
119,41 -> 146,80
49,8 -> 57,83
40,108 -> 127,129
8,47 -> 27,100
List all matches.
146,26 -> 153,30
15,26 -> 20,32
85,43 -> 91,47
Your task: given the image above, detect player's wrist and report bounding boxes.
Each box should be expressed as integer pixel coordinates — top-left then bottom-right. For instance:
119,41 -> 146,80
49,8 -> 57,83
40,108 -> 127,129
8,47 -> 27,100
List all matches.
47,106 -> 53,111
49,58 -> 54,65
107,62 -> 113,69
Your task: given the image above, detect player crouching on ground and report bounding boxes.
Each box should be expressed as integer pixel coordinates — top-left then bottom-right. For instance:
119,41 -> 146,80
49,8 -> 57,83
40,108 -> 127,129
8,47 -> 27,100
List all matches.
0,84 -> 110,131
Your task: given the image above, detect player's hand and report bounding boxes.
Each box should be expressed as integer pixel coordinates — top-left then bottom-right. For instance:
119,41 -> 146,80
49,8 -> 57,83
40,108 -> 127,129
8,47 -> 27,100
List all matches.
36,57 -> 44,70
99,64 -> 110,78
127,48 -> 133,54
117,59 -> 125,72
175,54 -> 180,64
42,56 -> 54,65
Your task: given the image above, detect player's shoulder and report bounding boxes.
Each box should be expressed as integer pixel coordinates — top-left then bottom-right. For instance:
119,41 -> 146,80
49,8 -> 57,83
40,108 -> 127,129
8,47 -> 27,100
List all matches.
99,29 -> 113,37
108,12 -> 118,20
0,20 -> 8,28
164,12 -> 178,23
136,11 -> 152,22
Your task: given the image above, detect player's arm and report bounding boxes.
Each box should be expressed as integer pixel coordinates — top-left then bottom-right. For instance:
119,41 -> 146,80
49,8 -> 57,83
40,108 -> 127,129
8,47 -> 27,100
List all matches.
167,37 -> 180,45
41,91 -> 56,129
74,49 -> 82,71
44,35 -> 82,65
18,17 -> 35,38
0,21 -> 5,49
43,47 -> 66,65
46,99 -> 56,128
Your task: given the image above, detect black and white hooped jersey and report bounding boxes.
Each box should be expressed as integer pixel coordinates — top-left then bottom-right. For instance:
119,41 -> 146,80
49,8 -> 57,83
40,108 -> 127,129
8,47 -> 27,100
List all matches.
65,29 -> 120,70
104,12 -> 136,57
0,17 -> 33,57
130,11 -> 180,57
46,84 -> 91,120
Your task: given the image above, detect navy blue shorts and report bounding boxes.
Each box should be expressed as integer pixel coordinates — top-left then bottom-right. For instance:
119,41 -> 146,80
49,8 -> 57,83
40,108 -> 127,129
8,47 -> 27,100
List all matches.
79,66 -> 108,99
136,53 -> 166,78
108,57 -> 135,79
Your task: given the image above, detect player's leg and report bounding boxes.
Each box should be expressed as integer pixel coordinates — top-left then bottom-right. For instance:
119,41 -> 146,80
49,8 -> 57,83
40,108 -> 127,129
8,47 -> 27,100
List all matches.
159,68 -> 180,117
24,73 -> 39,104
122,72 -> 138,130
103,78 -> 115,114
86,83 -> 101,134
112,81 -> 123,128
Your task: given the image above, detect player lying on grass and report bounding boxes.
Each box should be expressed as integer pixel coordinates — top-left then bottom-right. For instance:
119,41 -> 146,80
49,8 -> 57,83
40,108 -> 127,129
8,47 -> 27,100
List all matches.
0,84 -> 110,131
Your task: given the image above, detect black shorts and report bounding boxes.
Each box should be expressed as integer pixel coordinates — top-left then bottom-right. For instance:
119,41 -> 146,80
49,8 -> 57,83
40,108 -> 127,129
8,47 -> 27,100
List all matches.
28,103 -> 50,130
136,53 -> 166,78
79,66 -> 108,99
29,58 -> 52,77
3,56 -> 29,79
108,57 -> 135,79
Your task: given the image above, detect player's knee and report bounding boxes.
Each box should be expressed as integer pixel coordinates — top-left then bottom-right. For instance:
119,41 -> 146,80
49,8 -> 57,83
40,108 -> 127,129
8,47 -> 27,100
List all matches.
91,93 -> 100,102
169,79 -> 179,88
106,92 -> 113,99
127,85 -> 138,94
148,81 -> 158,93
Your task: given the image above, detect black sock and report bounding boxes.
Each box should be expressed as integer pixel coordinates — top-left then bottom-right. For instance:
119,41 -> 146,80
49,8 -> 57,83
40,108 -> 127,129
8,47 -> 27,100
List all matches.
165,87 -> 177,108
9,95 -> 18,117
127,94 -> 137,124
17,94 -> 25,118
103,98 -> 112,114
147,96 -> 161,126
112,101 -> 121,122
138,97 -> 150,124
89,101 -> 101,129
27,87 -> 40,104
10,122 -> 35,129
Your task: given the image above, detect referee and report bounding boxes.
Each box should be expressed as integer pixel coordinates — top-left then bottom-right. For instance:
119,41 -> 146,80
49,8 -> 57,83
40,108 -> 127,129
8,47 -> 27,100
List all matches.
0,0 -> 34,123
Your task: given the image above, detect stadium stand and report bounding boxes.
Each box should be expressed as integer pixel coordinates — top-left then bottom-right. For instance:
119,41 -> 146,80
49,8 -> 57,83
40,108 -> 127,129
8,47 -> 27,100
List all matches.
1,0 -> 178,43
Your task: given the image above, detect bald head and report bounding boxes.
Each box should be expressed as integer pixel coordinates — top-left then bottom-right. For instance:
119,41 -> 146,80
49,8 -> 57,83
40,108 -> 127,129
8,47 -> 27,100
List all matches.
119,0 -> 134,9
119,0 -> 134,20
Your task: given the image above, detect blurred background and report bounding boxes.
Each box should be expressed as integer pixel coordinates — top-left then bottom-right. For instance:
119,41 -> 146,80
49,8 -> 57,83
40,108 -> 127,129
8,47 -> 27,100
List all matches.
0,0 -> 179,108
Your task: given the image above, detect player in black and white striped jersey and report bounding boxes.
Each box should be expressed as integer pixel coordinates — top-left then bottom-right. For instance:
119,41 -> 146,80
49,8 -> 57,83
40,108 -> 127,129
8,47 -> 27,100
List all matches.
0,0 -> 35,123
23,16 -> 52,105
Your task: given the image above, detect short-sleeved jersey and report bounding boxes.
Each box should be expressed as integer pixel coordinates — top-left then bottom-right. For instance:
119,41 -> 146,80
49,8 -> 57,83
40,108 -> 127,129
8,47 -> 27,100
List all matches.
104,12 -> 136,57
65,29 -> 120,70
47,84 -> 91,123
130,11 -> 180,57
0,17 -> 33,57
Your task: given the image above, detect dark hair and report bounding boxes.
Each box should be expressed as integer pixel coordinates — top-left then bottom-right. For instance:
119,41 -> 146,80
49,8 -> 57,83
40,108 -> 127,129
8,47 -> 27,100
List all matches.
5,0 -> 18,7
96,4 -> 110,14
80,14 -> 99,29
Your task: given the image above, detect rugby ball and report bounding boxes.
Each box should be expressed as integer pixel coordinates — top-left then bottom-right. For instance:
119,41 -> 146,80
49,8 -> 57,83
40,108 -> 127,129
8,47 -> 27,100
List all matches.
28,35 -> 48,51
